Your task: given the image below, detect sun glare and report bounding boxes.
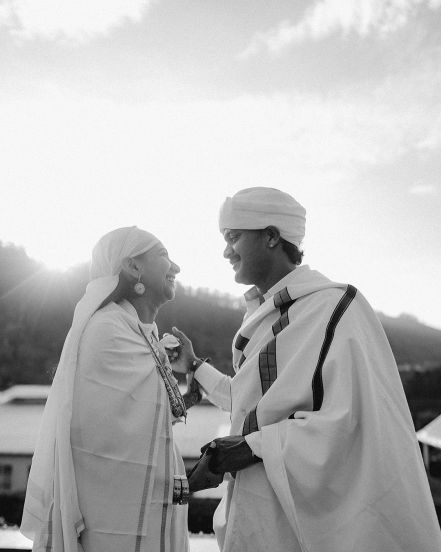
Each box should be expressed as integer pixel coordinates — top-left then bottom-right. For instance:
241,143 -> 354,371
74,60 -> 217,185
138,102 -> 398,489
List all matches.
24,242 -> 89,273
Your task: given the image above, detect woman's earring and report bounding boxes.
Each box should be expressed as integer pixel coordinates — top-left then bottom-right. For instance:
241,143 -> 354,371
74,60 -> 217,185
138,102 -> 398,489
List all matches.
134,274 -> 146,296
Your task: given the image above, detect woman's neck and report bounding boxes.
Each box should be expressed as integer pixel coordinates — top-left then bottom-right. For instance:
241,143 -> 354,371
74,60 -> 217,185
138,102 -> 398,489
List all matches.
127,297 -> 159,324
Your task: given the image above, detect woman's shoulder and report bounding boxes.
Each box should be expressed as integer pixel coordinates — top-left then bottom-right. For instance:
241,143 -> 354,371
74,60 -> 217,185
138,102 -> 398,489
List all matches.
83,302 -> 135,343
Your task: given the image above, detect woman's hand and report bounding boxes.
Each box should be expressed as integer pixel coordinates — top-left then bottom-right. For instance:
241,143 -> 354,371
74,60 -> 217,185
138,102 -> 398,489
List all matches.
160,333 -> 181,362
170,327 -> 198,374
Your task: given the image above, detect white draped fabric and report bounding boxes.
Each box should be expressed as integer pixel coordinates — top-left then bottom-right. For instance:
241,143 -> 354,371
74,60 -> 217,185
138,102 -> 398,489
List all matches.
72,300 -> 188,552
195,265 -> 441,552
21,227 -> 188,552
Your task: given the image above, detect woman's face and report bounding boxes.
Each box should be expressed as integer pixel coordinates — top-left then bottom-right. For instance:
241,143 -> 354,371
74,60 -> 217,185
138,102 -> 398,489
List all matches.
137,242 -> 180,305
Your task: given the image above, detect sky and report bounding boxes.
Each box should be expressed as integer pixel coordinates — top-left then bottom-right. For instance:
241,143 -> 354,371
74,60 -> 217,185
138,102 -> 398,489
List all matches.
0,0 -> 440,329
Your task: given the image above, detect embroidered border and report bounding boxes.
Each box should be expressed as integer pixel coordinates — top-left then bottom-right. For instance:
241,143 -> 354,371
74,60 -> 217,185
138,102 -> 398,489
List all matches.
274,287 -> 292,308
312,284 -> 357,411
160,405 -> 172,552
272,300 -> 295,335
135,381 -> 163,552
234,333 -> 250,352
258,338 -> 277,394
242,407 -> 258,435
44,502 -> 54,552
238,354 -> 247,369
242,296 -> 297,435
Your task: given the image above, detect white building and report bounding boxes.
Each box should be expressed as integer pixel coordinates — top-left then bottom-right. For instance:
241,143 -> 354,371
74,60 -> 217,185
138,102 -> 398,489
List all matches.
0,385 -> 230,497
0,386 -> 49,495
417,414 -> 441,470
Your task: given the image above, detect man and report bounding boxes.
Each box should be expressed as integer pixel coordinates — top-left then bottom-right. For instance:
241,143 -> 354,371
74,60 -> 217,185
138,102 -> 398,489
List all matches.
173,187 -> 441,552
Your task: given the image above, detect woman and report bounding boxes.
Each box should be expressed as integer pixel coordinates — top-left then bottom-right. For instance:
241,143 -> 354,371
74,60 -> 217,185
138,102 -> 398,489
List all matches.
21,226 -> 201,552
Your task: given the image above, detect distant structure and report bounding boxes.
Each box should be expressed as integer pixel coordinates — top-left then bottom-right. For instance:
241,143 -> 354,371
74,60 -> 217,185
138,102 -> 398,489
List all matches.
418,415 -> 441,470
0,385 -> 229,497
0,386 -> 48,495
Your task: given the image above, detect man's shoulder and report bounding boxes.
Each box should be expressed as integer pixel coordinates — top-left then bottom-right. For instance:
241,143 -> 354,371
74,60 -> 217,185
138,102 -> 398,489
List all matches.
281,286 -> 364,332
295,286 -> 351,308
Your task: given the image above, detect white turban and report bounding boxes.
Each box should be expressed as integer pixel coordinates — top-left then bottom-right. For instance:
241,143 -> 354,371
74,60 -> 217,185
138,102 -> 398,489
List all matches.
21,226 -> 160,551
219,187 -> 306,247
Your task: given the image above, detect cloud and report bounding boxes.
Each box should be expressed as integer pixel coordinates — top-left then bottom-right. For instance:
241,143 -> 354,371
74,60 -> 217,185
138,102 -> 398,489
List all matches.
239,0 -> 440,58
0,67 -> 438,200
408,184 -> 438,195
0,0 -> 152,42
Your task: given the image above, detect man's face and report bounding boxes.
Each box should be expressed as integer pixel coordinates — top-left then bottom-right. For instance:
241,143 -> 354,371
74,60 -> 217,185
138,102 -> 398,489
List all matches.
223,228 -> 270,286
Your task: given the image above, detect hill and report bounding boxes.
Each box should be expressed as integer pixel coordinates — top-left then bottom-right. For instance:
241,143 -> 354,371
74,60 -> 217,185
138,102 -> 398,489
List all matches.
378,312 -> 441,366
0,241 -> 440,388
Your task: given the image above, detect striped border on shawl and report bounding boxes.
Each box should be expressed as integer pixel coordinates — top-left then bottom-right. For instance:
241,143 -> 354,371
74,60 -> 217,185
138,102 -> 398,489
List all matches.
274,287 -> 293,309
258,338 -> 277,395
238,354 -> 247,369
44,502 -> 54,552
242,291 -> 297,436
235,333 -> 250,370
242,406 -> 258,435
312,284 -> 357,411
272,298 -> 295,335
26,459 -> 77,551
259,293 -> 297,394
135,379 -> 163,552
234,333 -> 250,352
160,402 -> 173,552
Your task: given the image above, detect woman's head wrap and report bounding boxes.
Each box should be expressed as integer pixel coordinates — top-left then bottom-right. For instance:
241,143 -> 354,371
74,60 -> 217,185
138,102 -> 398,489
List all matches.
219,187 -> 306,247
21,226 -> 160,550
90,226 -> 160,279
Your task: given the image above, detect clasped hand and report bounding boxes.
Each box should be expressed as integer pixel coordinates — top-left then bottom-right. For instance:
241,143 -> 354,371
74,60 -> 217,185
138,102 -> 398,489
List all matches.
201,435 -> 261,474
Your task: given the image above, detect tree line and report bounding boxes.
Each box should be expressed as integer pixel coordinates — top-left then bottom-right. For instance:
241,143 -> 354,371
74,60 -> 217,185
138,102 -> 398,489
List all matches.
0,241 -> 242,389
1,241 -> 440,403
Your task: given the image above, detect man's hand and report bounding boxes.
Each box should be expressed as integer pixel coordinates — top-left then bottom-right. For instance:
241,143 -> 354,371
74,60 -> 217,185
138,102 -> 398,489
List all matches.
201,436 -> 261,474
187,443 -> 224,493
170,327 -> 198,374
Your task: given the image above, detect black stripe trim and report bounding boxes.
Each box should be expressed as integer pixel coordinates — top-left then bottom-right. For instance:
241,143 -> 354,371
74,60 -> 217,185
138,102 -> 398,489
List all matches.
259,338 -> 277,394
235,333 -> 250,352
274,287 -> 292,308
242,407 -> 258,436
272,299 -> 296,335
242,296 -> 297,434
238,354 -> 246,369
312,285 -> 357,411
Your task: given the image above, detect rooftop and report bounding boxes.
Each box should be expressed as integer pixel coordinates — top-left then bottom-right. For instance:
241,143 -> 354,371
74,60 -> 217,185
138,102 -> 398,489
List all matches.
0,386 -> 231,457
417,415 -> 441,450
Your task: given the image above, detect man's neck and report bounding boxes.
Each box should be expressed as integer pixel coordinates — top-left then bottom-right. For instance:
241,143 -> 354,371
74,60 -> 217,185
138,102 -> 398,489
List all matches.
256,263 -> 297,295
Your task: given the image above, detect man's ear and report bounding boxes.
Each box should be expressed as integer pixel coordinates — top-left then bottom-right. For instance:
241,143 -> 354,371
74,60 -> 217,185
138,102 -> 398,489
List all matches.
265,226 -> 281,249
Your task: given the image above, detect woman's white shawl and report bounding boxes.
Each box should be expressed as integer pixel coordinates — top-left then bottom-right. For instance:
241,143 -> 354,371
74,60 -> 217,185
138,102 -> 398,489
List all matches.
195,265 -> 441,552
20,227 -> 188,552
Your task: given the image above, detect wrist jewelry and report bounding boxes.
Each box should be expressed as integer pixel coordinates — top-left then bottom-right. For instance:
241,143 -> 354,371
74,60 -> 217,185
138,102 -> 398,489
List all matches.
189,357 -> 210,373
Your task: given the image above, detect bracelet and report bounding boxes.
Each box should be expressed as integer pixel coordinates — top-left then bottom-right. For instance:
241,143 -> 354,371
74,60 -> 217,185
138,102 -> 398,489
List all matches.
189,357 -> 210,373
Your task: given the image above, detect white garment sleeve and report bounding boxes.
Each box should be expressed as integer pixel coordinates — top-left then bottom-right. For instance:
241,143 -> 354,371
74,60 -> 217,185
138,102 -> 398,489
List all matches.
194,362 -> 232,412
244,431 -> 263,458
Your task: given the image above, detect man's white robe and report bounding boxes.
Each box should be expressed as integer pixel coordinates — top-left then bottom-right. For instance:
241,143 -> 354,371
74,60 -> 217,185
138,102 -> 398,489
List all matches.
195,265 -> 441,552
